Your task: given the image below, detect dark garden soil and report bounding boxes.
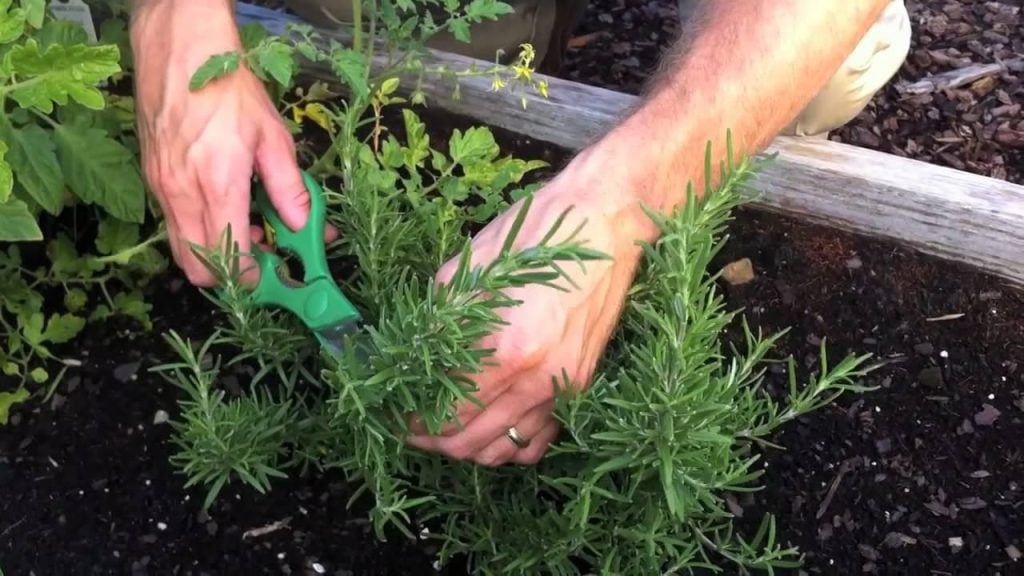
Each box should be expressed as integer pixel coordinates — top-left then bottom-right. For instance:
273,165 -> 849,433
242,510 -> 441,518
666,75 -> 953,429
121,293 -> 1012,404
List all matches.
3,1 -> 1024,575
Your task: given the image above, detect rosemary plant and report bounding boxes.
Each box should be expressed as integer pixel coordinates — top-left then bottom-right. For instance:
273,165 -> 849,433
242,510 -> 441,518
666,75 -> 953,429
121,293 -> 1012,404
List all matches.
151,1 -> 875,573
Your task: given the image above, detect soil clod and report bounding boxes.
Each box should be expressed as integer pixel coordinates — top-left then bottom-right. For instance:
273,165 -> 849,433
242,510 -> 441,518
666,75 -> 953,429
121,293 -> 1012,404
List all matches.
974,403 -> 1002,426
720,257 -> 755,285
114,361 -> 141,383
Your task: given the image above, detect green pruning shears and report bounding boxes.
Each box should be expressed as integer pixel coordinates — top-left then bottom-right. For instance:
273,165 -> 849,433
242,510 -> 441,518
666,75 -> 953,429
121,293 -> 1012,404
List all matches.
249,170 -> 362,356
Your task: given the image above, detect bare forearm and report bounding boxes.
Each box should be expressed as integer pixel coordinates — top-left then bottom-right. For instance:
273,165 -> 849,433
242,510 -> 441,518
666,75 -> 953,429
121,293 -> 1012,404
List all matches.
130,0 -> 236,30
571,0 -> 891,241
129,0 -> 242,101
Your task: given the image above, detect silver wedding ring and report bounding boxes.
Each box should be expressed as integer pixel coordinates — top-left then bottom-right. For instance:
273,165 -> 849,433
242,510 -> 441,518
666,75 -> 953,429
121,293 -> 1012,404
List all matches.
506,426 -> 530,449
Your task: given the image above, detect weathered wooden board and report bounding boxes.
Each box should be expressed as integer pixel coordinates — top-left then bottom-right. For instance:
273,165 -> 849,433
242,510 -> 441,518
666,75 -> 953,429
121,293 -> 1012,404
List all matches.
237,4 -> 1024,288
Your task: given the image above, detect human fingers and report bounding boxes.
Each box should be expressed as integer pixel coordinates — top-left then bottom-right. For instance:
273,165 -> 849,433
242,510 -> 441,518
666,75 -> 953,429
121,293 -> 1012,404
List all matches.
405,351 -> 535,438
511,420 -> 560,465
250,224 -> 265,245
255,121 -> 310,232
255,122 -> 340,242
146,160 -> 213,286
470,400 -> 556,467
195,139 -> 258,284
406,389 -> 548,463
405,373 -> 507,438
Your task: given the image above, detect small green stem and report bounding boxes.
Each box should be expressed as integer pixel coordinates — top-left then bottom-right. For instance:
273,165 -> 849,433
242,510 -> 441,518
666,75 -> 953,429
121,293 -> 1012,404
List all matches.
352,0 -> 363,53
21,267 -> 115,290
99,281 -> 116,309
94,227 -> 168,265
416,162 -> 459,199
0,76 -> 45,99
309,142 -> 340,177
28,108 -> 60,130
364,0 -> 377,73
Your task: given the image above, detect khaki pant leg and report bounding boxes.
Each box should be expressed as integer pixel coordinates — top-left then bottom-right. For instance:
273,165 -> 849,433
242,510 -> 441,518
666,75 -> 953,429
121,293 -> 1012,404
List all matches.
677,0 -> 912,137
783,0 -> 911,136
284,0 -> 560,66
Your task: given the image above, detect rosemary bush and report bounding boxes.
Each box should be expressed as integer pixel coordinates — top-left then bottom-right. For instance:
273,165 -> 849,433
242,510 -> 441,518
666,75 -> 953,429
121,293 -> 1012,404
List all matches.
153,2 -> 874,573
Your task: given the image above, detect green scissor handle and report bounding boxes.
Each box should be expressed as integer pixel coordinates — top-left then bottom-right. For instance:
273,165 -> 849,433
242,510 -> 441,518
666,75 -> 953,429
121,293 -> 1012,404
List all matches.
249,170 -> 361,334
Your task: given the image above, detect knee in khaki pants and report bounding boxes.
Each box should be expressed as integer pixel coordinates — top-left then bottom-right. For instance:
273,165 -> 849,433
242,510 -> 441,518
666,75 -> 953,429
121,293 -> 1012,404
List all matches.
678,0 -> 912,138
784,0 -> 912,137
283,0 -> 586,73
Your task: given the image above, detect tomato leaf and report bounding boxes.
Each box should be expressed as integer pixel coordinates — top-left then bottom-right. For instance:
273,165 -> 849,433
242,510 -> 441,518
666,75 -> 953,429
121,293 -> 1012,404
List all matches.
251,41 -> 295,88
6,39 -> 121,113
330,49 -> 369,99
0,197 -> 42,241
98,17 -> 132,70
54,122 -> 145,223
42,312 -> 85,344
465,0 -> 515,20
448,126 -> 498,166
189,51 -> 241,90
0,387 -> 30,425
22,0 -> 45,29
20,311 -> 44,345
64,287 -> 88,312
0,6 -> 25,44
238,22 -> 267,51
0,120 -> 65,215
110,290 -> 152,329
448,19 -> 470,43
95,217 -> 140,256
0,140 -> 12,203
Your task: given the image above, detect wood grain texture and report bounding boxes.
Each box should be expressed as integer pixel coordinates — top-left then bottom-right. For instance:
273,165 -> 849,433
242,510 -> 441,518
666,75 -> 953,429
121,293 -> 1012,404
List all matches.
294,26 -> 1024,288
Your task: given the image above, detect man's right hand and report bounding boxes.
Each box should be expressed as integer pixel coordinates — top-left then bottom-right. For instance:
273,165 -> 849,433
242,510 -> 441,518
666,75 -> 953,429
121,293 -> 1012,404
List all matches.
130,0 -> 319,287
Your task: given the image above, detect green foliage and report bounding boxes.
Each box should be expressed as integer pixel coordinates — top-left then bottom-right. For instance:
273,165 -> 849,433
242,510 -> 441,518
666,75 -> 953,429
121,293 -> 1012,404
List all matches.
158,330 -> 296,510
3,38 -> 121,112
0,3 -> 165,403
189,24 -> 297,92
408,161 -> 873,574
155,1 -> 875,574
0,386 -> 30,424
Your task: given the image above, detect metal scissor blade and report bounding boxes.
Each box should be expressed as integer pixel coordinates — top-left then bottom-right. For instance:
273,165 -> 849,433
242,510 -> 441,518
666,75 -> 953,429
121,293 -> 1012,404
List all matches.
315,318 -> 369,361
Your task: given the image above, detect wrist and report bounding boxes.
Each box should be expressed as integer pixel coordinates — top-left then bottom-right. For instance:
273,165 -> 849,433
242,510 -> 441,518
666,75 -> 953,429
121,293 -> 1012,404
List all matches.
556,109 -> 692,249
535,154 -> 653,280
130,0 -> 251,113
130,0 -> 243,86
130,0 -> 238,38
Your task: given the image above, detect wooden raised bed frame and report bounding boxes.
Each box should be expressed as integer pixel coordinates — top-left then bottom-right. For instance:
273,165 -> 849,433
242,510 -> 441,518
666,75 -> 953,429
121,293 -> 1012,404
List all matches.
240,6 -> 1024,290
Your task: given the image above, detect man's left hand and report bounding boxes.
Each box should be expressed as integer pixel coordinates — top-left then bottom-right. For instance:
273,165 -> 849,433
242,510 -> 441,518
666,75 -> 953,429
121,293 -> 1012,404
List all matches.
406,157 -> 650,467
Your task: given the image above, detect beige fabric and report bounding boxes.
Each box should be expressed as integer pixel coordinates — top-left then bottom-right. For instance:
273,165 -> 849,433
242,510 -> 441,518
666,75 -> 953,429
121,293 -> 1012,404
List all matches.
676,0 -> 911,136
781,0 -> 912,136
284,0 -> 560,66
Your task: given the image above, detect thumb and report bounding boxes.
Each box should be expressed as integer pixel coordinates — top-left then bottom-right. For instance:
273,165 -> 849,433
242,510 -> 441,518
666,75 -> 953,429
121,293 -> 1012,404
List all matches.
255,125 -> 309,232
435,255 -> 460,286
